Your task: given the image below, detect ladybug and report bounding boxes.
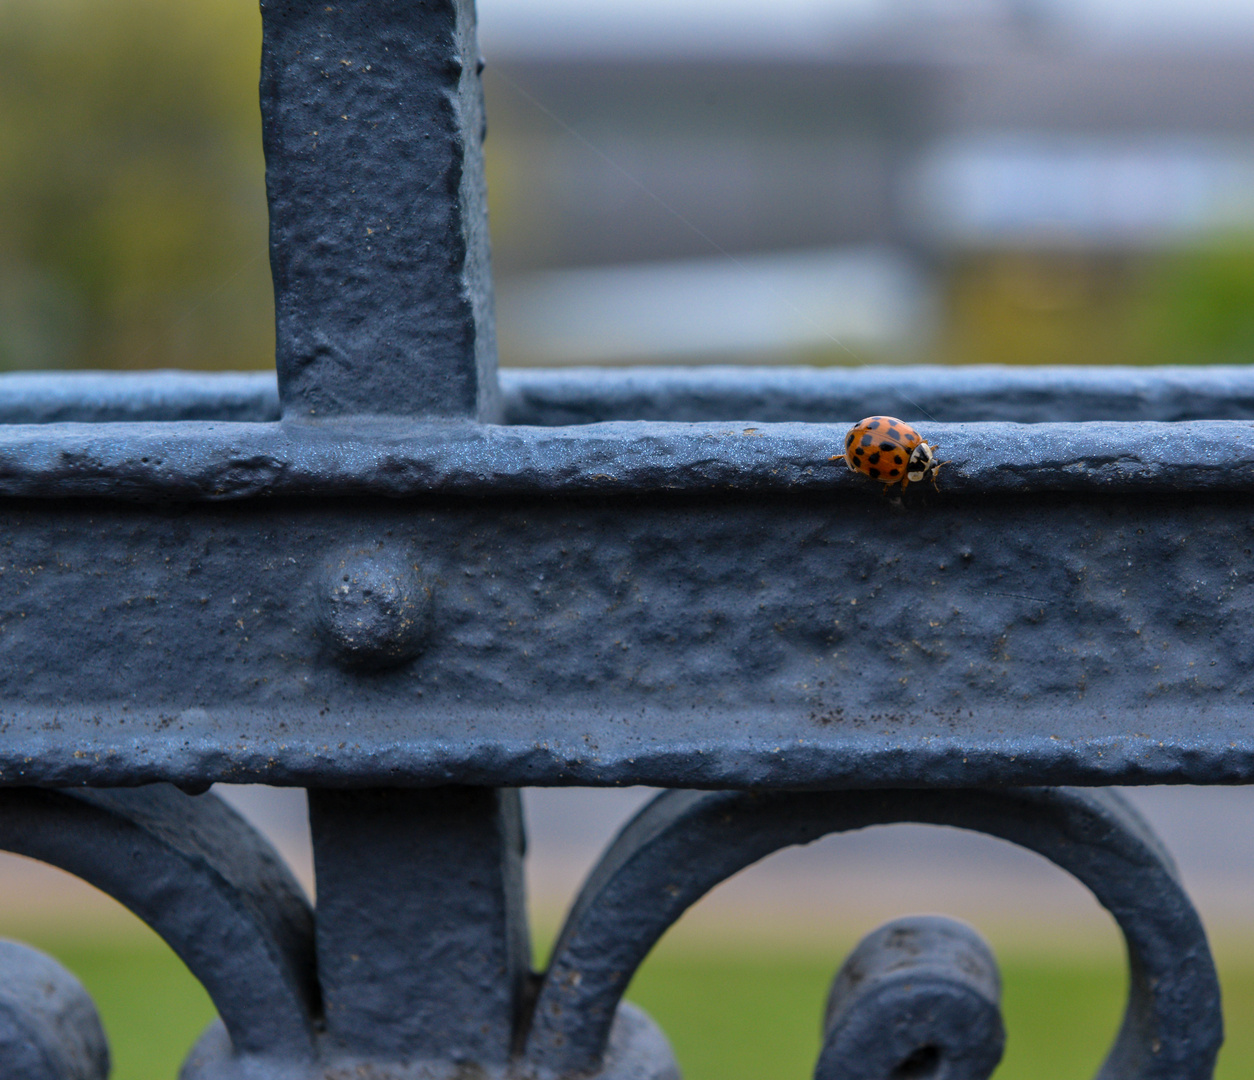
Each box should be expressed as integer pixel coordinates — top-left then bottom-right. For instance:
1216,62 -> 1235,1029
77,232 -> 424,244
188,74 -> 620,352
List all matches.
839,416 -> 947,491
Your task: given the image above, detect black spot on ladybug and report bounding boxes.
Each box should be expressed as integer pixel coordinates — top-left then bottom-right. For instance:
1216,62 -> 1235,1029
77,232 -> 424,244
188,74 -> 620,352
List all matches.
868,420 -> 881,430
860,434 -> 873,447
879,441 -> 896,452
855,446 -> 864,457
846,433 -> 854,447
867,467 -> 880,478
894,454 -> 904,464
888,428 -> 902,440
868,452 -> 881,463
889,468 -> 900,477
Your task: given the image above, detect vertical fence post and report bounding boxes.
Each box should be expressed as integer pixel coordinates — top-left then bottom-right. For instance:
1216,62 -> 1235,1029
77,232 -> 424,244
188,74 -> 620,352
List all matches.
308,787 -> 530,1065
260,0 -> 497,420
260,1 -> 519,1066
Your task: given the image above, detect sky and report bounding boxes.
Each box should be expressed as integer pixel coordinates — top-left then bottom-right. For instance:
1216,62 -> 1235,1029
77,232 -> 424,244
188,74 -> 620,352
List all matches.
477,0 -> 1254,57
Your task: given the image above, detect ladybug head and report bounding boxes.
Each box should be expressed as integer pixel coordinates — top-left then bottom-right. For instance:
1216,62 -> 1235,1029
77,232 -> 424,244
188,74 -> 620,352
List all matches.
906,441 -> 952,491
906,441 -> 936,484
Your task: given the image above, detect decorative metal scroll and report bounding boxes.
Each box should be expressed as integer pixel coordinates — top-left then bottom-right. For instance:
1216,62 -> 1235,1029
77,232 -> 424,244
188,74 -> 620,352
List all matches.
0,784 -> 1223,1080
0,786 -> 317,1079
526,787 -> 1222,1080
817,914 -> 1005,1080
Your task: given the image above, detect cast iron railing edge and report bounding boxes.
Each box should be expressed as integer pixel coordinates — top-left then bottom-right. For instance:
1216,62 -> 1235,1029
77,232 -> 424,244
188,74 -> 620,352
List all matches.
8,365 -> 1254,426
0,723 -> 1250,792
0,418 -> 1251,499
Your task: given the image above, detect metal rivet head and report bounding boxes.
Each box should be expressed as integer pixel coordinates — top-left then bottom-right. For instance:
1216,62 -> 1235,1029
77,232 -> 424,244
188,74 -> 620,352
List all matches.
316,547 -> 434,670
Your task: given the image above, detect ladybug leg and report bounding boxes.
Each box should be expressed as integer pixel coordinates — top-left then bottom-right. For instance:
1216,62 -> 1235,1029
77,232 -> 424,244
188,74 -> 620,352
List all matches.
930,459 -> 953,493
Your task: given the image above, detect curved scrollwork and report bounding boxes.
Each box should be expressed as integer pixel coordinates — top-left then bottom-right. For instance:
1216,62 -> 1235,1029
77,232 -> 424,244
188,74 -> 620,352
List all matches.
524,787 -> 1222,1080
818,915 -> 1005,1080
0,786 -> 318,1072
0,784 -> 1221,1080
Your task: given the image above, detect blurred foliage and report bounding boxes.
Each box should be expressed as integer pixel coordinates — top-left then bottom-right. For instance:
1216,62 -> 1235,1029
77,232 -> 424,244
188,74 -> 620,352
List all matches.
1135,234 -> 1254,364
938,252 -> 1137,367
937,239 -> 1254,366
0,0 -> 271,370
2,0 -> 1252,371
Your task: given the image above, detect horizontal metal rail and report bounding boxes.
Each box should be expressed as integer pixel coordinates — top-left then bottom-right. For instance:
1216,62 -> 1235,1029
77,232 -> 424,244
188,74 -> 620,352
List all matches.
0,418 -> 1247,788
6,365 -> 1254,425
0,417 -> 1251,497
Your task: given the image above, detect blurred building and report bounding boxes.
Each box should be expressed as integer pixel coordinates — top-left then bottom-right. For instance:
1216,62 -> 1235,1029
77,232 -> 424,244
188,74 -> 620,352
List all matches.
3,0 -> 1253,371
483,1 -> 1254,365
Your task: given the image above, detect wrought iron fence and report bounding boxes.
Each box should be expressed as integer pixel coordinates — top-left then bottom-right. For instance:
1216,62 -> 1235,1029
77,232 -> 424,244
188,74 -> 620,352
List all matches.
0,1 -> 1248,1077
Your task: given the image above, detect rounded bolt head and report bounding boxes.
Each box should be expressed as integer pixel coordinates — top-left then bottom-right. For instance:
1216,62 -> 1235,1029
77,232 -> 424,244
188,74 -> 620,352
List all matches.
316,547 -> 434,670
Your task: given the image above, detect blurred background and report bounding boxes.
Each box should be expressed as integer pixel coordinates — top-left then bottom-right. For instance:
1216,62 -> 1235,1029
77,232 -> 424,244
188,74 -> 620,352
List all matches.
3,0 -> 1254,1076
2,0 -> 1254,372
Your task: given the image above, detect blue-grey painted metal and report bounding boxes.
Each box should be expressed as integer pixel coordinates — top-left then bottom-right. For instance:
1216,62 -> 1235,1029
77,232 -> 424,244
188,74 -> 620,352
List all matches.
817,917 -> 1004,1080
10,364 -> 1254,427
0,371 -> 280,424
0,787 -> 318,1062
3,416 -> 1254,498
260,0 -> 497,421
526,787 -> 1221,1080
499,364 -> 1254,426
0,0 -> 1243,1076
0,477 -> 1249,788
315,545 -> 436,670
307,787 -> 528,1064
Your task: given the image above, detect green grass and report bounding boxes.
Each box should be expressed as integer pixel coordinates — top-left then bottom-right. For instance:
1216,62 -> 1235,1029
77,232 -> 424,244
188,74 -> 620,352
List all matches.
10,926 -> 1254,1080
626,947 -> 1124,1080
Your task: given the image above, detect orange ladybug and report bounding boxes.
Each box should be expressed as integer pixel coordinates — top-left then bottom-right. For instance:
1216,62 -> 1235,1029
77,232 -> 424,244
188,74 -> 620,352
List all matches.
839,416 -> 947,491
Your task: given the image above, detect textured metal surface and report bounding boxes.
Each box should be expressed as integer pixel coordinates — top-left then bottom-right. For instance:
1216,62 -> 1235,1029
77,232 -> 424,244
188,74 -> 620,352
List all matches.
0,783 -> 670,1080
817,917 -> 1004,1080
182,997 -> 678,1080
9,365 -> 1254,427
500,365 -> 1254,426
308,787 -> 528,1064
260,0 -> 497,420
315,546 -> 436,670
0,940 -> 109,1080
0,487 -> 1250,787
525,787 -> 1221,1079
0,787 -> 318,1060
0,781 -> 1217,1080
0,372 -> 279,424
3,418 -> 1254,498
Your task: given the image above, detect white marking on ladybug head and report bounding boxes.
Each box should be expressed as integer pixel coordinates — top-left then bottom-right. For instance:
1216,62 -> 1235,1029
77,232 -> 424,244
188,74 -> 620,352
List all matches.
906,441 -> 935,482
